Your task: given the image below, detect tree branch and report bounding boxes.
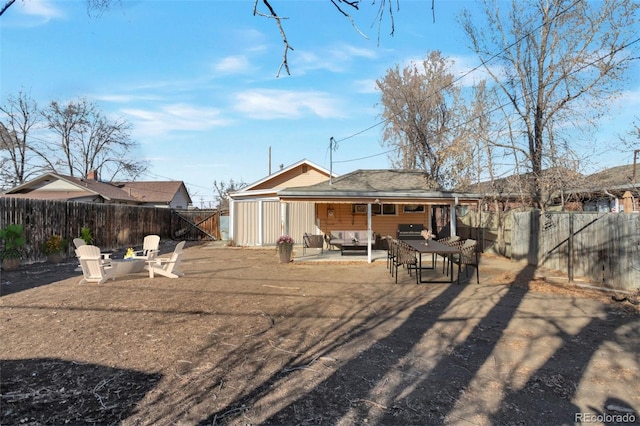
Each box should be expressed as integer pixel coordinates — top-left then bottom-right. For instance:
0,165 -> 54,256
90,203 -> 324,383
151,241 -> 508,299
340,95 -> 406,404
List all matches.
0,0 -> 16,17
254,0 -> 294,77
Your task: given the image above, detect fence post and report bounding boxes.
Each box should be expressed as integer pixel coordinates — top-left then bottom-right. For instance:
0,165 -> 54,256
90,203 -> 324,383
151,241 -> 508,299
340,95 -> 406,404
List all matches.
568,213 -> 574,283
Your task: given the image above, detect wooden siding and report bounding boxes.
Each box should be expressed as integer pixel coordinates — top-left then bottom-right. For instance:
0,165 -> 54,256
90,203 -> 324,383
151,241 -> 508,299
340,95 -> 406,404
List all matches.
251,165 -> 329,191
315,203 -> 434,238
0,198 -> 174,264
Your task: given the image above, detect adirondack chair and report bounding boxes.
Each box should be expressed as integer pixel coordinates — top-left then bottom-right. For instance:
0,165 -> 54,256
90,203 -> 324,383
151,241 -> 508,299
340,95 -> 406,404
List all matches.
145,241 -> 185,279
76,245 -> 117,284
132,235 -> 160,261
73,238 -> 111,271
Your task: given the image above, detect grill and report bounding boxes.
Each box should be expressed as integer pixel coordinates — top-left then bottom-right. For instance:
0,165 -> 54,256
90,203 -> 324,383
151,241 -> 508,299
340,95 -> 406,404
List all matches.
397,224 -> 424,240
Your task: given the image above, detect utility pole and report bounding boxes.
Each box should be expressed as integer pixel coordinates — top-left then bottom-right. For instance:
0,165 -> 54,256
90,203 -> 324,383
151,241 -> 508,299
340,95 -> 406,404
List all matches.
329,137 -> 337,186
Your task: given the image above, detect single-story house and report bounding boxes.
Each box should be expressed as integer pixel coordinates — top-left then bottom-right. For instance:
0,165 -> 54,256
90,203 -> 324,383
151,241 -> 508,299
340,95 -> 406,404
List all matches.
1,171 -> 192,209
228,159 -> 335,246
229,160 -> 482,262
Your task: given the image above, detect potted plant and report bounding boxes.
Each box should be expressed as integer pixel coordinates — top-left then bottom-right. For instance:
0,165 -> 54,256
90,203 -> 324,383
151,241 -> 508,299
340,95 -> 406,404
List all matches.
276,235 -> 295,263
42,234 -> 67,263
0,224 -> 26,271
80,227 -> 94,245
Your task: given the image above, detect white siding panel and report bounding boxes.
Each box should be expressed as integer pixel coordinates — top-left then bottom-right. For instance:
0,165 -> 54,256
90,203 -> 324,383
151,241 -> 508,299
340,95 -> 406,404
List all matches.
263,201 -> 281,244
234,200 -> 317,246
234,201 -> 259,246
288,202 -> 318,244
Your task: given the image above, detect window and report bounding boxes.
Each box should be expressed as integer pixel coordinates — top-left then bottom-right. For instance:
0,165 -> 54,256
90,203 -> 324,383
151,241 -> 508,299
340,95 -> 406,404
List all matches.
403,204 -> 425,213
352,204 -> 367,214
372,203 -> 397,215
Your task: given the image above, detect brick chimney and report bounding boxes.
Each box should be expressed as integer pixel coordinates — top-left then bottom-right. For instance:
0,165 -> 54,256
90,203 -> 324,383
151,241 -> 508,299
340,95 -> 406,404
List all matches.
87,170 -> 99,181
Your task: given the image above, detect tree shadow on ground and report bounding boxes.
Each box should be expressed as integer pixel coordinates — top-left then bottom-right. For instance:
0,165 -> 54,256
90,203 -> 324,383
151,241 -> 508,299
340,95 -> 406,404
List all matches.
197,263 -> 638,425
0,358 -> 162,424
264,266 -> 538,425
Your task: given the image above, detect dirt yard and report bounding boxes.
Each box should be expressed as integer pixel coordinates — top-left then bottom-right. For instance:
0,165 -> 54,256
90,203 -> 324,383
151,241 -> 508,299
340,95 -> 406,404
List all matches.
1,242 -> 638,425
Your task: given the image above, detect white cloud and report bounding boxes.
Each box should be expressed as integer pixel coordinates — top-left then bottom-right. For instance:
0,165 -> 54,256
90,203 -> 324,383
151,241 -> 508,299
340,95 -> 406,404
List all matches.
233,89 -> 344,119
329,44 -> 378,61
19,0 -> 63,21
92,93 -> 163,103
353,78 -> 379,94
293,43 -> 378,74
214,55 -> 252,74
121,103 -> 230,137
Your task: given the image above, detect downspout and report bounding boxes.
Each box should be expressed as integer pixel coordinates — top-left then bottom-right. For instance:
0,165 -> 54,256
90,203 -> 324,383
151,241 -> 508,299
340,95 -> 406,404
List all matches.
258,200 -> 264,246
367,203 -> 372,263
229,196 -> 235,242
451,196 -> 458,236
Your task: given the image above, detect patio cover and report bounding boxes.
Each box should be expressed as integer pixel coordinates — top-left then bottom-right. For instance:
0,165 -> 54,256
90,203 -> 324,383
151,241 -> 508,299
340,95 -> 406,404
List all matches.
277,170 -> 482,262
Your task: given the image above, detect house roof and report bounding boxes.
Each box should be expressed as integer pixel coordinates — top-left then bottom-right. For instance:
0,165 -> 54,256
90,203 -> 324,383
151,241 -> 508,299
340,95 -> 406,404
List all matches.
2,173 -> 191,205
236,158 -> 334,193
112,181 -> 192,204
467,164 -> 640,199
278,169 -> 482,203
3,173 -> 140,202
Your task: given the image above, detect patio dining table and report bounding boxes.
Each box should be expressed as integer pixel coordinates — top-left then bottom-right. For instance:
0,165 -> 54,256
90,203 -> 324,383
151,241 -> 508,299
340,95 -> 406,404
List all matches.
401,238 -> 461,283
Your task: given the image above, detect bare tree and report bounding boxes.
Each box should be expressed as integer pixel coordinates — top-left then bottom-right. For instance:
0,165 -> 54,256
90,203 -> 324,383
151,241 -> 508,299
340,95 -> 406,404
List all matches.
460,0 -> 640,209
376,50 -> 475,189
37,98 -> 147,181
0,91 -> 40,188
213,179 -> 247,211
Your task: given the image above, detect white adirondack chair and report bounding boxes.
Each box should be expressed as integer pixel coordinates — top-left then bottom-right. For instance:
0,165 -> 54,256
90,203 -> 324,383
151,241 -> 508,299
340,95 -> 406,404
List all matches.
76,245 -> 117,284
132,235 -> 160,261
73,238 -> 111,271
145,241 -> 185,279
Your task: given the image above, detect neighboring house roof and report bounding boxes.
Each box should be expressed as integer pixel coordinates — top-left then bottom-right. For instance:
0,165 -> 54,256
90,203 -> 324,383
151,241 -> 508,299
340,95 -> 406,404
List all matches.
278,169 -> 481,203
112,181 -> 193,205
467,164 -> 640,200
1,172 -> 191,206
2,173 -> 140,203
568,164 -> 639,193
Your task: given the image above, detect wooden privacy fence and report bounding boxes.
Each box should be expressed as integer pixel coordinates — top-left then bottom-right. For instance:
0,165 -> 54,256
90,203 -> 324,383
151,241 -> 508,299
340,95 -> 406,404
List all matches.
173,210 -> 220,241
511,211 -> 640,292
457,211 -> 513,257
0,198 -> 174,264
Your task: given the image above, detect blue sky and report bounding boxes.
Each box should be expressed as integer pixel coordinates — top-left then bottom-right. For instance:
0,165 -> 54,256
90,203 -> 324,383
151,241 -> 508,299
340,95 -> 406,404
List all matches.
1,0 -> 639,207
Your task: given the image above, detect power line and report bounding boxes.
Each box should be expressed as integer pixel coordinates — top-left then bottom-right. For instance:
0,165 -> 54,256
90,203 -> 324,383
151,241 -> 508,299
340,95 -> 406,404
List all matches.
330,0 -> 585,161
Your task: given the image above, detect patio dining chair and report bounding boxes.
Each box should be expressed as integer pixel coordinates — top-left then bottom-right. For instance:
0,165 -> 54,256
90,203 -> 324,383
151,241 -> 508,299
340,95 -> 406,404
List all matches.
450,239 -> 479,284
302,233 -> 324,255
436,235 -> 460,272
392,241 -> 418,284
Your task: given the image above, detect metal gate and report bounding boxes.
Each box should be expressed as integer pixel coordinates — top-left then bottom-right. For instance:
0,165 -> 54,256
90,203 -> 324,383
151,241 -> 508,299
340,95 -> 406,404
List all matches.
172,209 -> 220,241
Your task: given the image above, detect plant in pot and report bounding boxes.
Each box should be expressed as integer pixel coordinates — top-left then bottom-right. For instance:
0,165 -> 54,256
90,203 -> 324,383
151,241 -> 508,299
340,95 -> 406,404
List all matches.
80,227 -> 94,245
276,235 -> 295,263
42,234 -> 67,263
0,224 -> 26,271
